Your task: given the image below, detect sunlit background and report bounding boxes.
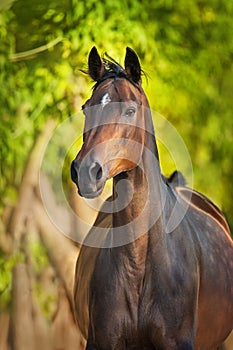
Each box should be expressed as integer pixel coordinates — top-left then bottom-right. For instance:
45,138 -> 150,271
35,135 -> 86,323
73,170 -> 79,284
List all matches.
0,0 -> 233,349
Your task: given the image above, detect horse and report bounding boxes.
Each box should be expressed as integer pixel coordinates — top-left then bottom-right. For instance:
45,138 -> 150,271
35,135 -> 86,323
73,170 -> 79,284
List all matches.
71,46 -> 233,349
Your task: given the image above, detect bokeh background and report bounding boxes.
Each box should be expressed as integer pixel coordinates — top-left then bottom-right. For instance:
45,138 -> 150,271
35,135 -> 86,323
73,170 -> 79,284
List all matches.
0,0 -> 233,349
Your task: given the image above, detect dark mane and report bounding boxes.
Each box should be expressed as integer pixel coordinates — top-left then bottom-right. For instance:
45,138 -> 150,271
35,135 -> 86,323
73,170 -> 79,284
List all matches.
82,52 -> 144,91
97,53 -> 143,91
102,53 -> 127,79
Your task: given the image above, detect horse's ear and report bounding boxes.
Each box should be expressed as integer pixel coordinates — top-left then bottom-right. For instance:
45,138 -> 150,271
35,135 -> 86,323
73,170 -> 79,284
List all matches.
124,47 -> 141,84
88,46 -> 104,81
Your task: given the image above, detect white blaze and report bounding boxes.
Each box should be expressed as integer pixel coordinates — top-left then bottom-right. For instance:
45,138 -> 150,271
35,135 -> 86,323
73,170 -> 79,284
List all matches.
101,93 -> 111,107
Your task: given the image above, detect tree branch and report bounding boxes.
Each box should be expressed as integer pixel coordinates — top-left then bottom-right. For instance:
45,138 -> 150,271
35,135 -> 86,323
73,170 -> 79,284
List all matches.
8,119 -> 57,249
9,37 -> 63,62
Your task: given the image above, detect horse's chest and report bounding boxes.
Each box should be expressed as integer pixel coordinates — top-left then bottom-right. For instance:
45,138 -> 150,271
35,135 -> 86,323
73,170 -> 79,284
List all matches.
89,264 -> 171,348
88,248 -> 197,349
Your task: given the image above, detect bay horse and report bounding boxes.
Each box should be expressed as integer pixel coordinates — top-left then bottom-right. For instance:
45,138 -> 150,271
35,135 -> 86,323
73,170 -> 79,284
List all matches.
71,47 -> 233,349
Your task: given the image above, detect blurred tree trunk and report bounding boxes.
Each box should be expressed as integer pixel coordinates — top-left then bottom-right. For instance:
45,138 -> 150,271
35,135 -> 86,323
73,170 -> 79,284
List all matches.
3,120 -> 85,350
10,263 -> 36,350
8,120 -> 57,248
0,313 -> 10,350
51,287 -> 84,350
33,196 -> 77,304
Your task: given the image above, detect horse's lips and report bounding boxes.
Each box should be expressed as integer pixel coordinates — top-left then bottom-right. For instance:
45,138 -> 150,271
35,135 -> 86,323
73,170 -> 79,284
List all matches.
77,179 -> 106,199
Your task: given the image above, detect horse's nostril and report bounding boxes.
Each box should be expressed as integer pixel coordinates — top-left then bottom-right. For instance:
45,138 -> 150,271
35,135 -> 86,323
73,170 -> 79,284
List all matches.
71,160 -> 78,183
96,166 -> 103,181
89,162 -> 103,182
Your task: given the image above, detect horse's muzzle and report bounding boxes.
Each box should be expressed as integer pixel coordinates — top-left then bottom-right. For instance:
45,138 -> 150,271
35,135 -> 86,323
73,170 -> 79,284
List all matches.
71,158 -> 106,198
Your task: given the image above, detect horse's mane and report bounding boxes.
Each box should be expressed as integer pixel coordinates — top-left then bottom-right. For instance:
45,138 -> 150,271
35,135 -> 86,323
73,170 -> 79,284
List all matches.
97,53 -> 144,91
82,52 -> 144,91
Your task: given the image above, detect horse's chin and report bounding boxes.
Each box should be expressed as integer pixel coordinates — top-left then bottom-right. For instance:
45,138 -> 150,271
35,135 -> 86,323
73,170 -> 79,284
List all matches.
77,181 -> 106,199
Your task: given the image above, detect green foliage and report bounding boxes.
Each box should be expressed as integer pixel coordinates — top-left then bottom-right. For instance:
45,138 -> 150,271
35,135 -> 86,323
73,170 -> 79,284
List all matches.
30,240 -> 57,318
0,251 -> 24,310
33,280 -> 57,319
30,240 -> 50,273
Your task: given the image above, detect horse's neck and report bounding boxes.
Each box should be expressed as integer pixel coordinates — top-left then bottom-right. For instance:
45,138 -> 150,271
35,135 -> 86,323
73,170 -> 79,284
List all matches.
112,119 -> 167,259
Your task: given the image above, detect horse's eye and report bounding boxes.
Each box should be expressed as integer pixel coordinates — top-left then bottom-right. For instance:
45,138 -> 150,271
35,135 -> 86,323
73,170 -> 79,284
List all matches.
125,107 -> 136,118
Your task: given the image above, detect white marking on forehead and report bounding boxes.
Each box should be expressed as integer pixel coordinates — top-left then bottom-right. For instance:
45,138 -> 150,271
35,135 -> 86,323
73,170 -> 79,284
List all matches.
101,93 -> 111,107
